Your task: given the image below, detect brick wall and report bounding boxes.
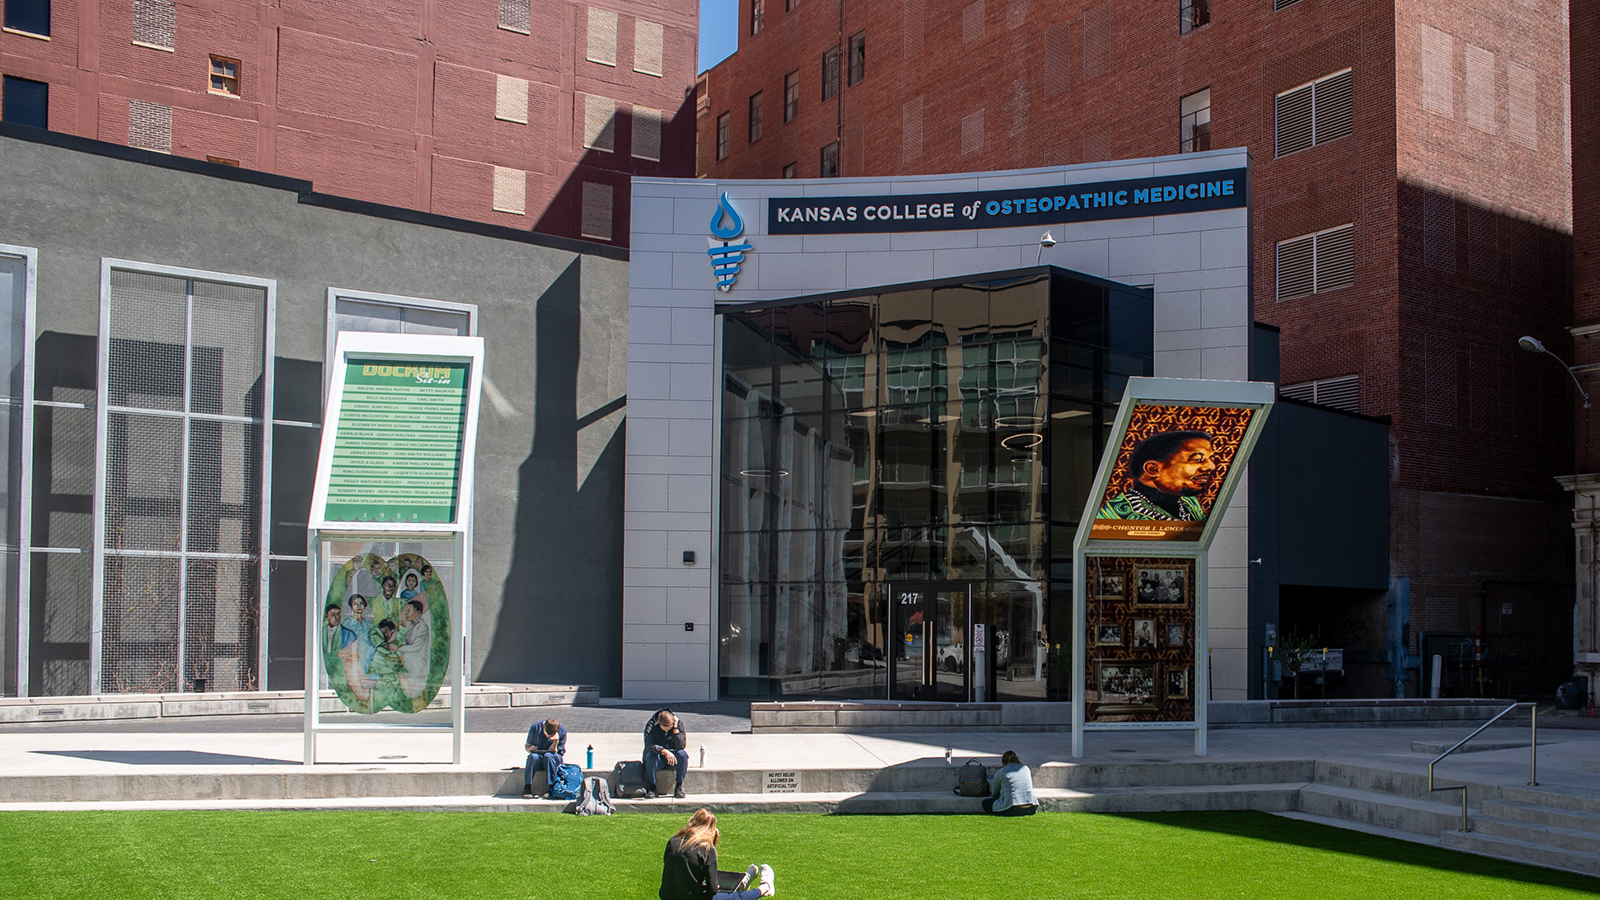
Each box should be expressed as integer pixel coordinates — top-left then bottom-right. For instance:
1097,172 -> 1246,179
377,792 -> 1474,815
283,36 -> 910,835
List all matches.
0,0 -> 697,244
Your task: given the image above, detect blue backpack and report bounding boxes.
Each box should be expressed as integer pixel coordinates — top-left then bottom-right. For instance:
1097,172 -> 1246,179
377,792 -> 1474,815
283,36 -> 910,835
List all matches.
552,763 -> 583,800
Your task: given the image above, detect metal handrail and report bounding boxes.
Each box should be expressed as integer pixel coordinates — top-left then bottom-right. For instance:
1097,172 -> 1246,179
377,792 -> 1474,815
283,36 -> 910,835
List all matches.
1426,701 -> 1539,833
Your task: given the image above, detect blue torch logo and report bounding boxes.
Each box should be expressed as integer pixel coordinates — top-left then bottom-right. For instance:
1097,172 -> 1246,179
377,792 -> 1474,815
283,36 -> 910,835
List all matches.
707,193 -> 753,292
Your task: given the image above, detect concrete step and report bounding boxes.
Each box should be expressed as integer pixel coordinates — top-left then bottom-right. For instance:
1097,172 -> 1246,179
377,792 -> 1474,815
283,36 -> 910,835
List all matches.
1496,782 -> 1600,814
0,783 -> 1307,815
1479,797 -> 1600,834
1296,783 -> 1465,835
1409,739 -> 1528,754
1439,829 -> 1600,878
1272,809 -> 1444,848
1470,815 -> 1600,855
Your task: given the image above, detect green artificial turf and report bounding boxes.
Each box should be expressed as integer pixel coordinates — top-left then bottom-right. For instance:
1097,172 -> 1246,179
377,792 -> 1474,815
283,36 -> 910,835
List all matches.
1,810 -> 1595,899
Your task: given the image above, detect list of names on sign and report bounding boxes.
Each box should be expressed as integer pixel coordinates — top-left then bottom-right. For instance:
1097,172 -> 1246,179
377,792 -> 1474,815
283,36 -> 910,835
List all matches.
324,358 -> 471,524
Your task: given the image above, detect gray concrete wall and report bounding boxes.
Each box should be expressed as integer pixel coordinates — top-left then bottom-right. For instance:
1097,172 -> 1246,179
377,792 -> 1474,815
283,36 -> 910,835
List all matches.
0,128 -> 628,694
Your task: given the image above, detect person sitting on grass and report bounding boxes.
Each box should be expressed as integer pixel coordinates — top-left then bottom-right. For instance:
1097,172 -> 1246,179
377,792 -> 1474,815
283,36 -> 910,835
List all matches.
660,808 -> 774,900
523,717 -> 567,799
983,750 -> 1038,816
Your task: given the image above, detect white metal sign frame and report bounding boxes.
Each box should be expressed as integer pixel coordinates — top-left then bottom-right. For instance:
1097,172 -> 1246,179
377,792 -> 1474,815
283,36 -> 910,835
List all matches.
1071,377 -> 1275,758
304,332 -> 484,765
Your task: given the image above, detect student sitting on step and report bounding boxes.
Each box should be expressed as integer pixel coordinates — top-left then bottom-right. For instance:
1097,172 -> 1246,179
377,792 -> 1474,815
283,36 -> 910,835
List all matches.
983,750 -> 1039,816
644,708 -> 690,799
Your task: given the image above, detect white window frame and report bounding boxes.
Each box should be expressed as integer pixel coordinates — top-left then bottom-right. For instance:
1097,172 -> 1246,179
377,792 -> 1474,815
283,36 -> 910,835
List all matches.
93,258 -> 276,693
0,244 -> 38,695
322,288 -> 479,407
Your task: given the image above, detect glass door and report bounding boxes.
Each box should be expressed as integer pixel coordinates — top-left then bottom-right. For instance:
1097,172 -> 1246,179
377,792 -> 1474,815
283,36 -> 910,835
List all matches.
889,582 -> 971,701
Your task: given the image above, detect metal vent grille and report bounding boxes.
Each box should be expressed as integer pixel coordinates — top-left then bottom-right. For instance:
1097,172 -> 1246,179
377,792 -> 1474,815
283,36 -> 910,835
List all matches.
1276,224 -> 1353,300
902,96 -> 923,161
582,93 -> 615,151
1275,69 -> 1352,157
962,0 -> 983,43
1421,24 -> 1453,117
1006,0 -> 1027,29
1282,375 -> 1359,413
1273,0 -> 1302,9
961,108 -> 984,155
132,0 -> 176,49
581,182 -> 613,241
1465,44 -> 1496,133
634,20 -> 664,76
498,0 -> 531,34
1508,62 -> 1537,149
1043,22 -> 1070,97
587,6 -> 617,66
633,106 -> 662,161
496,75 -> 529,123
128,99 -> 172,154
492,165 -> 526,214
100,267 -> 268,694
903,0 -> 923,57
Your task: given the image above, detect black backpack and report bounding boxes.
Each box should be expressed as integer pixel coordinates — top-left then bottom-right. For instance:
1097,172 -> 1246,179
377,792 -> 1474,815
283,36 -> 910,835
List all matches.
611,759 -> 649,798
954,758 -> 990,797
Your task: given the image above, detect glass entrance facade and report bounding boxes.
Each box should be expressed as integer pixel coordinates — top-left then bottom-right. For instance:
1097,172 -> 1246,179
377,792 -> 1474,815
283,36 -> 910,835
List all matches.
717,266 -> 1152,701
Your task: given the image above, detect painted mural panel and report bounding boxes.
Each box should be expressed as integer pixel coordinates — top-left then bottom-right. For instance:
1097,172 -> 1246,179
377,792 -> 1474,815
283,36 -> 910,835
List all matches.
320,551 -> 450,713
1091,403 -> 1256,542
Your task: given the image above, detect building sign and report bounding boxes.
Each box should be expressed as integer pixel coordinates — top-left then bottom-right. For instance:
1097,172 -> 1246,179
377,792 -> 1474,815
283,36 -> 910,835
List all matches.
708,192 -> 753,291
1091,402 -> 1257,542
323,357 -> 472,524
764,771 -> 800,793
767,168 -> 1245,235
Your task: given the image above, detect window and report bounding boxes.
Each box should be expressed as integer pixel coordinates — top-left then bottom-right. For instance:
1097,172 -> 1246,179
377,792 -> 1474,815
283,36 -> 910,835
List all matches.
3,0 -> 50,36
96,261 -> 274,694
1179,88 -> 1210,153
1279,375 -> 1359,413
209,56 -> 240,96
748,92 -> 763,143
848,31 -> 866,86
1275,224 -> 1355,300
1,76 -> 48,129
325,289 -> 476,404
820,141 -> 839,177
784,70 -> 799,122
751,0 -> 764,35
1180,0 -> 1208,33
822,46 -> 840,101
716,111 -> 730,160
782,162 -> 797,178
1275,69 -> 1353,157
786,0 -> 798,9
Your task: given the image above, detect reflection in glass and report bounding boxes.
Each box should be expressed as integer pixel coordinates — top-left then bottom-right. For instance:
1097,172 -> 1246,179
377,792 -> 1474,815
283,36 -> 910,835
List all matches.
716,268 -> 1150,700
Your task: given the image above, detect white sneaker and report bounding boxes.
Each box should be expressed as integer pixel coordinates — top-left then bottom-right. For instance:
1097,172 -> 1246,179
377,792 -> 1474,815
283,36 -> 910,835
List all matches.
759,864 -> 775,896
743,864 -> 760,889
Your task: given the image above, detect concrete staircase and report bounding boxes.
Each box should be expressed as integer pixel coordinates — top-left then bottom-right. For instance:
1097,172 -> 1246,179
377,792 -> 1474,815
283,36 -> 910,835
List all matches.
1279,761 -> 1600,877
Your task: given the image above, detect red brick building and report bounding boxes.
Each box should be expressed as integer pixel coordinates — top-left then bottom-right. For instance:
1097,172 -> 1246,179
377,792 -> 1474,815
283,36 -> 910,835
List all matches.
1563,2 -> 1599,701
699,0 -> 1575,697
0,0 -> 698,244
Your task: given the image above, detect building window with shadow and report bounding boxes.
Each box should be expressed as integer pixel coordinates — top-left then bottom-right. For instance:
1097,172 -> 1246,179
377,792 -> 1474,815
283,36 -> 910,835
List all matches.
820,141 -> 839,177
1180,88 -> 1210,153
749,91 -> 763,143
848,31 -> 866,86
784,70 -> 799,122
717,111 -> 731,160
1,76 -> 48,129
751,0 -> 764,35
1180,0 -> 1208,34
3,0 -> 50,36
822,46 -> 841,102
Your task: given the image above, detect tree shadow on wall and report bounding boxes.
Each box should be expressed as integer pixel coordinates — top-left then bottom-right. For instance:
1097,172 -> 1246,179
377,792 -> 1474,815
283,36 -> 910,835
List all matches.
477,259 -> 626,694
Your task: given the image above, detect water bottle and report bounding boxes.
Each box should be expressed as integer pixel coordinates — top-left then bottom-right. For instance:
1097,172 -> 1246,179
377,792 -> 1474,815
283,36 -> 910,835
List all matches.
944,744 -> 952,765
699,745 -> 706,768
586,745 -> 594,769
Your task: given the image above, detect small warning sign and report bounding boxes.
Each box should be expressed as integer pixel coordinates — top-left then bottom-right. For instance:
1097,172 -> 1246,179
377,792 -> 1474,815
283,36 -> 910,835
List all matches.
763,771 -> 800,793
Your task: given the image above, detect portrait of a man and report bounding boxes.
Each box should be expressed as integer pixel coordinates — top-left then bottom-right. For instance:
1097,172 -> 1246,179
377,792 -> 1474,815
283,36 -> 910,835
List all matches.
1098,429 -> 1217,523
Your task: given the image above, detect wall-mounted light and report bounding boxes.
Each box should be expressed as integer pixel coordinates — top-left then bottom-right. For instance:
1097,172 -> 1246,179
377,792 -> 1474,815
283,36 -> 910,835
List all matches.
1037,230 -> 1057,265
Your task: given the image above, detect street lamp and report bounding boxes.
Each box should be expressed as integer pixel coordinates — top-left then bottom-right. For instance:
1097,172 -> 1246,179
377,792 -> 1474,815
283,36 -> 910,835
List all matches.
1037,231 -> 1056,266
1518,335 -> 1590,408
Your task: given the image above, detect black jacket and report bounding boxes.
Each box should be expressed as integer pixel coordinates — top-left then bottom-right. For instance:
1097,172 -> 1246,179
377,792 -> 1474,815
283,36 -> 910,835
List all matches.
659,834 -> 717,900
645,707 -> 688,756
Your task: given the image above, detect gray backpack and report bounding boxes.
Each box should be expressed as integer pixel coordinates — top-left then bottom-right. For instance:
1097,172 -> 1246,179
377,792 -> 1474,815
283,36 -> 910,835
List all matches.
574,775 -> 615,816
954,758 -> 990,797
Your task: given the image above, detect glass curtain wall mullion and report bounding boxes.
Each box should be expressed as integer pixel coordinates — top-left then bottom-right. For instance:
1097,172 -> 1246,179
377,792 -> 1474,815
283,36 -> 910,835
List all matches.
2,245 -> 39,697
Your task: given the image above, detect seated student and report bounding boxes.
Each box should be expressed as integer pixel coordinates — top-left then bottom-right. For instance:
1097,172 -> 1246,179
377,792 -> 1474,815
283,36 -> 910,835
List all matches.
983,750 -> 1039,816
660,808 -> 775,900
523,717 -> 567,799
644,708 -> 690,799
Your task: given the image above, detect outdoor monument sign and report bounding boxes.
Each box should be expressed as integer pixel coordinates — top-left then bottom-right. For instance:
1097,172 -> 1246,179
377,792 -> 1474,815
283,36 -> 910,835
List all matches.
1072,377 -> 1274,758
304,332 -> 485,764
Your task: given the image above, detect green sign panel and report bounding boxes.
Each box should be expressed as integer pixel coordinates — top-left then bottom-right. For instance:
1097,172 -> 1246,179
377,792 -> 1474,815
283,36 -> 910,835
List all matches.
324,358 -> 471,524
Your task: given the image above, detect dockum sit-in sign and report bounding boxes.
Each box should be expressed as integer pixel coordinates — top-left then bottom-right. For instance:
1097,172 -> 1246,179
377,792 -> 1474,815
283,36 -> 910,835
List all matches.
768,168 -> 1246,235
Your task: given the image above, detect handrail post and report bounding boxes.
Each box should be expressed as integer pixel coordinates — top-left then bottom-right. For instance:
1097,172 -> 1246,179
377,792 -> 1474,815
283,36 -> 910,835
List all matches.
1528,701 -> 1539,786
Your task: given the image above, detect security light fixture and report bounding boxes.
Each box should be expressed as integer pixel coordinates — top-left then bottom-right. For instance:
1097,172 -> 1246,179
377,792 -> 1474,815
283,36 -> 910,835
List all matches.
1037,230 -> 1056,265
1517,335 -> 1590,408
